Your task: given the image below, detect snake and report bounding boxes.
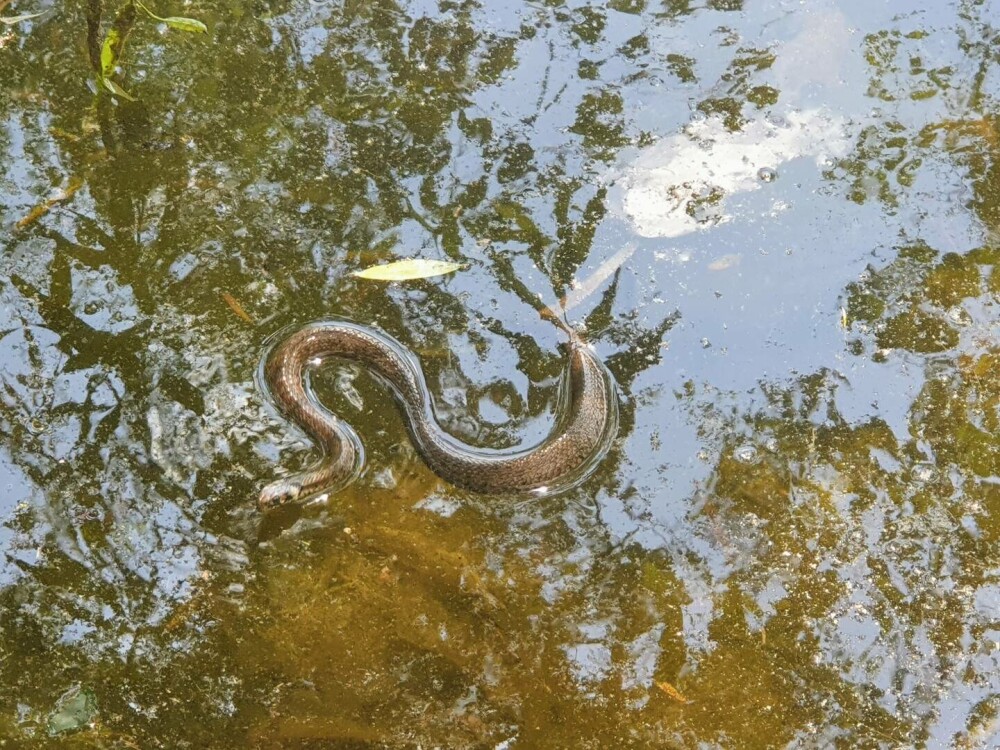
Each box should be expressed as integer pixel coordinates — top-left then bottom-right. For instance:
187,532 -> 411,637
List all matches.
257,320 -> 617,509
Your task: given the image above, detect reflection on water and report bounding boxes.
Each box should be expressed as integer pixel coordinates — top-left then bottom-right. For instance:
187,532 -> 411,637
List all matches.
0,0 -> 998,746
614,109 -> 851,239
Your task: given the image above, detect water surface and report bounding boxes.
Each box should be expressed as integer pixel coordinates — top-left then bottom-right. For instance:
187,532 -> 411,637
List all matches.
1,0 -> 998,746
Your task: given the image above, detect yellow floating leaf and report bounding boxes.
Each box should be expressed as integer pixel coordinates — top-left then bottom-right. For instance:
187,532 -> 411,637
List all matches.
352,259 -> 465,282
655,680 -> 689,704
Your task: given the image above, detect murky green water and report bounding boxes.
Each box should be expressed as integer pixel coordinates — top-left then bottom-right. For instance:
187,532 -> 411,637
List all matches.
1,0 -> 998,746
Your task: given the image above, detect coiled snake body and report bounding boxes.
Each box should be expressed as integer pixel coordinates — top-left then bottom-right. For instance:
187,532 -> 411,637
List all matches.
258,321 -> 617,509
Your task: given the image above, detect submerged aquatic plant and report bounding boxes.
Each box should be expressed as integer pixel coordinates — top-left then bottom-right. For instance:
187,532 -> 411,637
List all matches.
87,0 -> 206,101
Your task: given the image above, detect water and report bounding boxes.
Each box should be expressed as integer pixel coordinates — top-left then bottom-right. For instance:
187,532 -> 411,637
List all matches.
0,0 -> 998,746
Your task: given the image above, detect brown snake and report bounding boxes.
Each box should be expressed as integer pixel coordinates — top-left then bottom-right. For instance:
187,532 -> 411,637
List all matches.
257,321 -> 617,509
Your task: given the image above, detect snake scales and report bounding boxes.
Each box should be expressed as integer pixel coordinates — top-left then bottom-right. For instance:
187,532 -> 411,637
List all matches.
258,321 -> 616,509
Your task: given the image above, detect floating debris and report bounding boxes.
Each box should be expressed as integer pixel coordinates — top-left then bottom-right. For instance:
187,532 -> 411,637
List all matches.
655,680 -> 689,704
16,175 -> 84,229
352,258 -> 465,281
221,292 -> 253,324
757,166 -> 778,182
46,685 -> 98,736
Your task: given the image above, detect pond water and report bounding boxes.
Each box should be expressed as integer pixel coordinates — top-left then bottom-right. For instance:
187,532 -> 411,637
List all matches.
1,0 -> 999,746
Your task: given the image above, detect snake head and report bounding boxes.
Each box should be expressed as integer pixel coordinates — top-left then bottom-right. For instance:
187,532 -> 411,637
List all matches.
258,478 -> 303,510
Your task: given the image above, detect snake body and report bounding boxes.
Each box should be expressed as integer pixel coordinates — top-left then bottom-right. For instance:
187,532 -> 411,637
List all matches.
258,321 -> 616,509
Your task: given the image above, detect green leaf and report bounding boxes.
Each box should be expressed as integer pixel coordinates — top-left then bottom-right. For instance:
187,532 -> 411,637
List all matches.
99,1 -> 136,79
0,10 -> 48,25
162,16 -> 207,33
100,27 -> 120,77
352,259 -> 465,281
135,1 -> 206,33
101,76 -> 136,101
